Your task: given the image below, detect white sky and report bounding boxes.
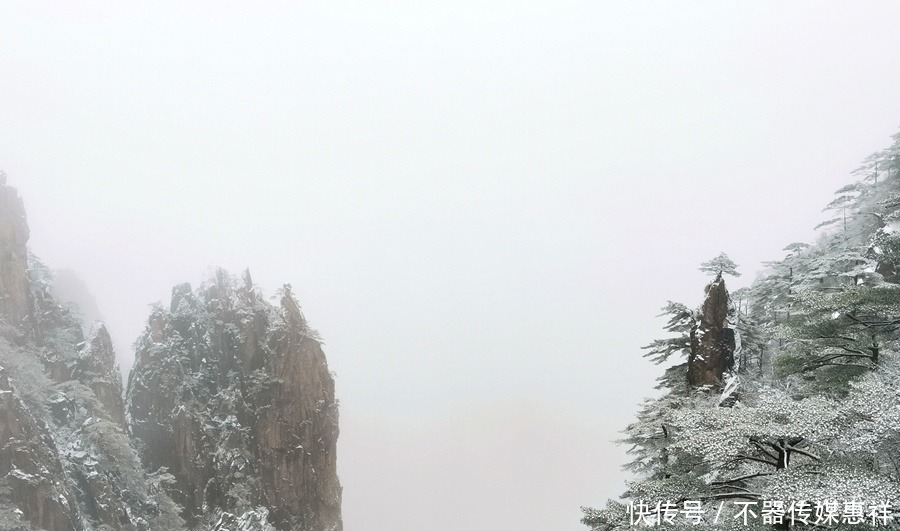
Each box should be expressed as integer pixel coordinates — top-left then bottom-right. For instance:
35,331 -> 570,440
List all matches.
3,2 -> 900,530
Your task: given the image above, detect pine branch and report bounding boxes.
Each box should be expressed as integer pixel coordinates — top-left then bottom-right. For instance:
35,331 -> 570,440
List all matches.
785,444 -> 820,461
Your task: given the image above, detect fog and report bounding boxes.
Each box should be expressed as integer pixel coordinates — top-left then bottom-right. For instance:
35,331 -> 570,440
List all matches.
3,2 -> 900,529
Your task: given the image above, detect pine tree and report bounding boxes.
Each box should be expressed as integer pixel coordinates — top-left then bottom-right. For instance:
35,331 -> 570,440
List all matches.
584,129 -> 900,530
583,257 -> 742,529
699,252 -> 741,279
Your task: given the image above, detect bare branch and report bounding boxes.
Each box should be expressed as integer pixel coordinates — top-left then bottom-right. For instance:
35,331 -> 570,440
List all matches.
710,472 -> 773,486
700,492 -> 762,501
837,347 -> 875,358
785,444 -> 820,461
748,439 -> 778,461
807,362 -> 873,371
711,484 -> 757,494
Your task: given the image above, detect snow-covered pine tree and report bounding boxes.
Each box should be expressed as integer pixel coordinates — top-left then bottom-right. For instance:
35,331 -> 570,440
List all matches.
699,253 -> 741,279
584,130 -> 900,530
583,254 -> 742,529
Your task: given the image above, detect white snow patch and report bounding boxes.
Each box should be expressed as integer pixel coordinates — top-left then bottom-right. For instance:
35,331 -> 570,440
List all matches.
885,220 -> 900,234
717,374 -> 740,407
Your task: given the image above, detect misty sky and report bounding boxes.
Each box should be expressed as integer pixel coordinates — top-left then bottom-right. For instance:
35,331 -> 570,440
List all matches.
3,2 -> 900,530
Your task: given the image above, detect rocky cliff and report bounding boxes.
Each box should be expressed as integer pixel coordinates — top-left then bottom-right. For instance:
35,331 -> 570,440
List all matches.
0,178 -> 184,530
0,175 -> 30,339
0,176 -> 342,530
126,271 -> 342,530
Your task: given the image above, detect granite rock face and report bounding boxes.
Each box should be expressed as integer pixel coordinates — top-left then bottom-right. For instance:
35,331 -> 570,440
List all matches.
0,177 -> 341,530
0,179 -> 184,530
0,181 -> 30,338
0,364 -> 78,531
76,323 -> 126,426
126,270 -> 342,530
0,180 -> 81,530
687,276 -> 735,389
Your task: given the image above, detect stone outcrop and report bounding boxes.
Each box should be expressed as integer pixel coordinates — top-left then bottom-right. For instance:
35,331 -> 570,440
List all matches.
0,178 -> 184,530
127,270 -> 342,530
76,323 -> 126,425
0,180 -> 78,530
687,275 -> 735,388
0,176 -> 341,530
0,364 -> 79,531
0,179 -> 30,335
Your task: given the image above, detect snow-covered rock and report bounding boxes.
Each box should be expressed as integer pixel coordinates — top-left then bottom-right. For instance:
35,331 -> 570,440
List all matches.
127,270 -> 341,530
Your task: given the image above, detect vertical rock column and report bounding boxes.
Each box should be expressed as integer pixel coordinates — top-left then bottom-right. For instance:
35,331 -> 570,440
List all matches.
127,273 -> 342,530
76,323 -> 127,425
0,178 -> 31,332
687,276 -> 735,388
0,178 -> 80,530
